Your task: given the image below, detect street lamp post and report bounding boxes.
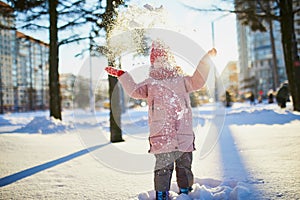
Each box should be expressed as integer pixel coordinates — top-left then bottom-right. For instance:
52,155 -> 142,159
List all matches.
211,13 -> 231,48
39,44 -> 45,110
211,13 -> 231,103
211,22 -> 216,48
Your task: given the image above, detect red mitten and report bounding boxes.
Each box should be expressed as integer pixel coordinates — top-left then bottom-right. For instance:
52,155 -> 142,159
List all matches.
105,66 -> 125,77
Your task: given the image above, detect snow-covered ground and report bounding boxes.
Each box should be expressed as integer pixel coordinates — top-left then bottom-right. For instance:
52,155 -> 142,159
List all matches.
1,102 -> 300,199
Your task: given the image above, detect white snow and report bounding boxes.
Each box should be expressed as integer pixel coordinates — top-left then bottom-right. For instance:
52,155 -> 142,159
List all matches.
1,102 -> 300,199
15,116 -> 74,134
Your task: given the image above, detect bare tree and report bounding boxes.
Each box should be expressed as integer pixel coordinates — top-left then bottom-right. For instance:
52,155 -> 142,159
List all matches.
185,0 -> 300,111
8,0 -> 129,141
235,0 -> 300,110
7,0 -> 97,119
104,0 -> 125,143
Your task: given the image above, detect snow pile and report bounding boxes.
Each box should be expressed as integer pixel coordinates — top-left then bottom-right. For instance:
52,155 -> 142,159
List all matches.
14,116 -> 74,134
0,111 -> 56,126
138,180 -> 250,200
0,115 -> 12,126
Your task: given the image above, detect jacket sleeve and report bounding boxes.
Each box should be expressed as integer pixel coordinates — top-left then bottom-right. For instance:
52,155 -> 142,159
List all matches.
118,72 -> 148,99
184,53 -> 212,93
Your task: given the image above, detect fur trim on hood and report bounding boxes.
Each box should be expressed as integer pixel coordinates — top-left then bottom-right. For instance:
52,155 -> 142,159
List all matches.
149,66 -> 183,80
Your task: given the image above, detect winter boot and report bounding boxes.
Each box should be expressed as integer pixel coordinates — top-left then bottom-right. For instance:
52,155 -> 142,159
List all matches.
156,191 -> 169,200
179,187 -> 192,195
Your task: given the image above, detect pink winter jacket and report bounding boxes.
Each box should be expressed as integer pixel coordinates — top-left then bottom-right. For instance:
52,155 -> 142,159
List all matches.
118,54 -> 211,154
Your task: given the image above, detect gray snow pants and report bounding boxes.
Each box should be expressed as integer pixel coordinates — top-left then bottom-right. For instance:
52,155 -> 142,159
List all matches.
154,151 -> 194,191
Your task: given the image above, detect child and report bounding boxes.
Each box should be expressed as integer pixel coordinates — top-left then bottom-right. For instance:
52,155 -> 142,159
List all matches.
105,40 -> 216,200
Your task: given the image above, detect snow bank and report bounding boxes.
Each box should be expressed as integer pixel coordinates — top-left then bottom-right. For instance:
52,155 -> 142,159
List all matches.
0,111 -> 54,125
13,116 -> 74,134
138,179 -> 250,200
0,116 -> 12,126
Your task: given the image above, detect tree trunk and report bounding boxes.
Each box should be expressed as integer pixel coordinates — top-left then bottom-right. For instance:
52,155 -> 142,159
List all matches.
280,0 -> 300,111
108,74 -> 124,142
106,0 -> 123,142
49,0 -> 62,119
268,19 -> 279,90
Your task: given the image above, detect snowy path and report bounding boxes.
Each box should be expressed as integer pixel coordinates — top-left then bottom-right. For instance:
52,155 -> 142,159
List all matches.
1,103 -> 300,199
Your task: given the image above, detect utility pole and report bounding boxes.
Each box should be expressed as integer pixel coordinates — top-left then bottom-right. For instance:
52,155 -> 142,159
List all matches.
89,32 -> 95,113
40,45 -> 44,110
28,41 -> 34,110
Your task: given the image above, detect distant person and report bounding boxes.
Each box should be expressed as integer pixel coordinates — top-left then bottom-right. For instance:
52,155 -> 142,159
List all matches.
276,83 -> 289,108
249,92 -> 255,105
268,92 -> 274,104
225,90 -> 232,107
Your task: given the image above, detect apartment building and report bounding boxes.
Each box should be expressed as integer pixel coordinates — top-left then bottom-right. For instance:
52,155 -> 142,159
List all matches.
220,61 -> 239,100
235,2 -> 295,99
60,73 -> 76,109
0,1 -> 15,112
0,1 -> 49,112
15,31 -> 49,111
250,20 -> 286,96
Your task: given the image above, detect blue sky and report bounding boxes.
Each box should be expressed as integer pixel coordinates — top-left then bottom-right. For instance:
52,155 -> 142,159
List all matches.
151,0 -> 238,73
16,0 -> 238,75
79,0 -> 238,76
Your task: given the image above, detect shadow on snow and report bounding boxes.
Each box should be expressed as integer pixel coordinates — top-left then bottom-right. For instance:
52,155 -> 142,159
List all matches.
0,143 -> 109,187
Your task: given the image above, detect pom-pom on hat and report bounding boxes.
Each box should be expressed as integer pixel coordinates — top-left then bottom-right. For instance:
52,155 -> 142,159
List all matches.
150,40 -> 168,65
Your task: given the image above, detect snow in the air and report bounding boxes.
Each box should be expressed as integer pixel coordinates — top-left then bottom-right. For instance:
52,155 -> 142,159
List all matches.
1,102 -> 300,199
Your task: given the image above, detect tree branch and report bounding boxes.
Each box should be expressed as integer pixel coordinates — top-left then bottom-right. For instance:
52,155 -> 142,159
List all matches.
184,2 -> 280,21
183,4 -> 230,13
18,23 -> 48,30
58,35 -> 89,46
293,7 -> 300,15
58,0 -> 84,13
256,0 -> 280,20
19,11 -> 47,22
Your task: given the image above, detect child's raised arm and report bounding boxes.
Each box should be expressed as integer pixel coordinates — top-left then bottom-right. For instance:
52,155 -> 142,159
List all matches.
184,48 -> 217,92
105,66 -> 148,99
